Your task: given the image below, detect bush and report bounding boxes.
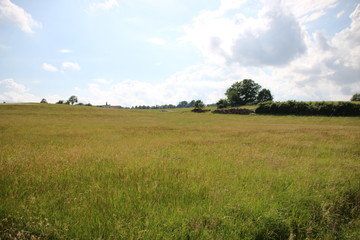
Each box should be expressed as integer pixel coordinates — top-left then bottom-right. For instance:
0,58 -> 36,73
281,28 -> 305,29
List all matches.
216,99 -> 229,109
256,101 -> 360,116
350,93 -> 360,101
194,100 -> 205,110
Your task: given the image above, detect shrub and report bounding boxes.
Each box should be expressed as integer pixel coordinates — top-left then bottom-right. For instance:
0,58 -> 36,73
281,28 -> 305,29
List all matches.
350,93 -> 360,101
194,100 -> 205,110
216,99 -> 229,109
255,101 -> 360,116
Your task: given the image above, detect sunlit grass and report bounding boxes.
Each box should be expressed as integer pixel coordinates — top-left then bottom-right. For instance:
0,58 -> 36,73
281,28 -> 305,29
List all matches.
0,104 -> 359,239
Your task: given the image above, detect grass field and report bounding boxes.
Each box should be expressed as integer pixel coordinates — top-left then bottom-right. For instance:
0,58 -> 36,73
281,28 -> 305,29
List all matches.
0,104 -> 359,239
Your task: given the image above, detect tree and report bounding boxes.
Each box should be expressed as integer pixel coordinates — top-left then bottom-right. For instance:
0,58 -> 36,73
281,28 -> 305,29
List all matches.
194,100 -> 205,110
257,89 -> 273,103
68,95 -> 78,105
56,100 -> 64,104
177,101 -> 189,108
40,98 -> 48,104
351,93 -> 360,101
216,99 -> 228,109
225,79 -> 261,106
188,100 -> 196,108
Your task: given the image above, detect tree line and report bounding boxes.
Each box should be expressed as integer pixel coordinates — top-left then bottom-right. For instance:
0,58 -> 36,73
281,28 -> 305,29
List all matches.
40,81 -> 359,111
131,100 -> 207,109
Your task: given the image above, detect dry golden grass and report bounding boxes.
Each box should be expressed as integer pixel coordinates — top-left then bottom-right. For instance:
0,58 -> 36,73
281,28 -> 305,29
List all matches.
0,104 -> 359,239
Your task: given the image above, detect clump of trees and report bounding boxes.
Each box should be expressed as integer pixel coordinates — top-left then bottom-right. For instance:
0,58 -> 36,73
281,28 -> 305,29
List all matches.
40,98 -> 48,104
351,93 -> 360,101
132,100 -> 200,109
225,79 -> 273,107
255,101 -> 360,116
56,96 -> 79,105
194,100 -> 205,110
216,99 -> 229,109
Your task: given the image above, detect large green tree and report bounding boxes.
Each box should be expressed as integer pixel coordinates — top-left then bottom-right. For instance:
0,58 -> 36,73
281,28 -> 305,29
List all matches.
225,79 -> 261,106
68,95 -> 78,105
257,88 -> 273,103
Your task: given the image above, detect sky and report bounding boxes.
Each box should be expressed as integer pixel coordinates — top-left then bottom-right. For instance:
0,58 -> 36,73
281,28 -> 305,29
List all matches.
0,0 -> 359,106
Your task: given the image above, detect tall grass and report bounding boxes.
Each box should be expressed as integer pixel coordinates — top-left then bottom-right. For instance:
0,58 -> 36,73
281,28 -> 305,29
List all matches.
0,104 -> 359,239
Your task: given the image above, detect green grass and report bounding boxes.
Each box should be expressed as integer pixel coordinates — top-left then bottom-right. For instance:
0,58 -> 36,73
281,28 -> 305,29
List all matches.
0,104 -> 359,239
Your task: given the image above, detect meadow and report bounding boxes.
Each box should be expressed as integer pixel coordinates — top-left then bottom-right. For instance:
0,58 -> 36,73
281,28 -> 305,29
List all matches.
0,104 -> 359,239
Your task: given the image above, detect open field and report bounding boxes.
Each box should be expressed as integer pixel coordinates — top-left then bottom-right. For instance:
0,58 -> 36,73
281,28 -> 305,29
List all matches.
0,104 -> 359,239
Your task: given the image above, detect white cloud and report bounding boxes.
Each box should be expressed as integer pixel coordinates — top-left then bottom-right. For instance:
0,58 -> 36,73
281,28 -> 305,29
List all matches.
279,0 -> 337,23
183,2 -> 306,67
147,37 -> 166,46
62,62 -> 80,71
336,10 -> 345,19
42,63 -> 58,72
219,0 -> 248,13
58,49 -> 72,53
86,0 -> 119,12
78,64 -> 245,106
94,78 -> 112,84
0,0 -> 41,33
0,78 -> 38,102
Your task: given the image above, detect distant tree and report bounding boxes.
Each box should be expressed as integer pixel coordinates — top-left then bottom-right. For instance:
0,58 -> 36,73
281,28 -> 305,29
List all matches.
40,98 -> 48,104
65,100 -> 70,105
226,79 -> 261,106
188,100 -> 196,108
56,100 -> 64,104
68,95 -> 78,105
216,99 -> 229,109
351,93 -> 360,101
177,101 -> 189,108
194,100 -> 205,110
257,89 -> 273,103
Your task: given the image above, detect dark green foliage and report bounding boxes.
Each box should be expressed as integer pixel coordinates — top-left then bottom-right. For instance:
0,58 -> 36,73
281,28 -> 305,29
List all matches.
40,98 -> 48,104
56,100 -> 64,104
226,79 -> 261,106
216,99 -> 229,109
351,93 -> 360,101
68,95 -> 78,105
256,101 -> 360,116
177,101 -> 189,108
194,100 -> 205,110
188,100 -> 196,108
257,88 -> 273,103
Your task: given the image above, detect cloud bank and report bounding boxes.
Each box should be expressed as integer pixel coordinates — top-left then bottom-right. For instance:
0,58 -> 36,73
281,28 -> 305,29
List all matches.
0,0 -> 41,33
0,78 -> 38,102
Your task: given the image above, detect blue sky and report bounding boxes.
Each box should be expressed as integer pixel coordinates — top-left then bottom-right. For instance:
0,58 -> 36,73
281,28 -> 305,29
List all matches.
1,0 -> 359,106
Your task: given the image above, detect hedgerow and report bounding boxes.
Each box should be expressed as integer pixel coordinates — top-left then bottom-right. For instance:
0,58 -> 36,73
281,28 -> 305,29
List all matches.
255,101 -> 360,116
